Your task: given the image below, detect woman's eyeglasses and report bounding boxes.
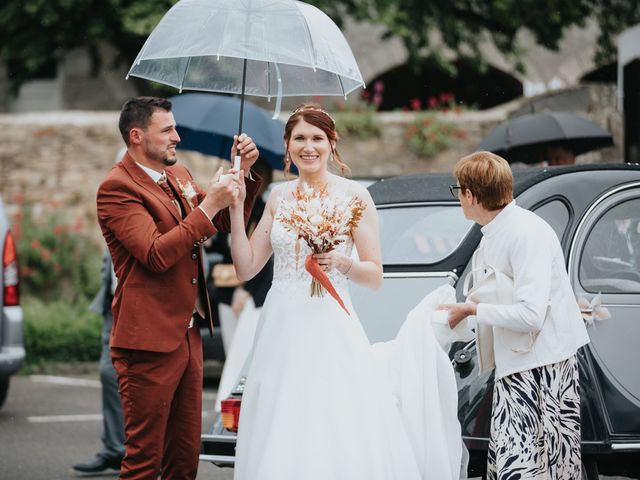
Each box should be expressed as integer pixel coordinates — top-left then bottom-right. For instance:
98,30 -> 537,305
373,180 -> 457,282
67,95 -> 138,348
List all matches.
449,185 -> 463,198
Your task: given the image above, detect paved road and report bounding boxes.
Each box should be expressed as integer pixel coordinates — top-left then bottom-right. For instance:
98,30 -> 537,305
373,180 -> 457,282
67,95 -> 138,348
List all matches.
0,374 -> 635,479
0,374 -> 232,480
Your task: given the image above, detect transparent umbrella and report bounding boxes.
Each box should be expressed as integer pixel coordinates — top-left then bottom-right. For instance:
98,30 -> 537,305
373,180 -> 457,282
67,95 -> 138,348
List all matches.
127,0 -> 364,168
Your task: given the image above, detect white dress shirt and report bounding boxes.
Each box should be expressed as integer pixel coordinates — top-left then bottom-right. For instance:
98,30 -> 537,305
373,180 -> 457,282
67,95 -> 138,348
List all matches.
474,200 -> 590,378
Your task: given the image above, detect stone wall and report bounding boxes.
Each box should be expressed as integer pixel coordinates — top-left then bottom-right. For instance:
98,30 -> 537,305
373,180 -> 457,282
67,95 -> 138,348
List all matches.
0,85 -> 623,244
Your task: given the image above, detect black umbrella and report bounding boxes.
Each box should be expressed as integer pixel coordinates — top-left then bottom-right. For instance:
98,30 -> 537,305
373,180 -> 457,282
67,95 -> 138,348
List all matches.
476,111 -> 614,163
169,93 -> 286,171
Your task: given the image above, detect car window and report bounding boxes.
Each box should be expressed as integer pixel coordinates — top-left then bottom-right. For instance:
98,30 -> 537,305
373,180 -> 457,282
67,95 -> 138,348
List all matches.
579,198 -> 640,294
532,199 -> 570,242
378,205 -> 474,265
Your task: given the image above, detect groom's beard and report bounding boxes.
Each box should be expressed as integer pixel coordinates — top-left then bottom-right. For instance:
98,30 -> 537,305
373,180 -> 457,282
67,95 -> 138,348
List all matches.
163,156 -> 177,166
144,144 -> 178,166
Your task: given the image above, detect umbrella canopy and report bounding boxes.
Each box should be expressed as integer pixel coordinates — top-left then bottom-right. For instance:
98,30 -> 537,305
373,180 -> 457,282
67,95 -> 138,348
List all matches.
127,0 -> 364,101
476,112 -> 614,163
127,0 -> 364,170
170,93 -> 285,170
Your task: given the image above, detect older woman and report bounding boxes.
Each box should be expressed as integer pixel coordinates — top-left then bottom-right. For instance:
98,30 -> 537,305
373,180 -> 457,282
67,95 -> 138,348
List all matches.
440,151 -> 590,479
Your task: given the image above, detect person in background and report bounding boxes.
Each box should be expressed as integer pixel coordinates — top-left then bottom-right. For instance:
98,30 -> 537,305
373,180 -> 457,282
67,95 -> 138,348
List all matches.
72,250 -> 125,474
546,142 -> 576,166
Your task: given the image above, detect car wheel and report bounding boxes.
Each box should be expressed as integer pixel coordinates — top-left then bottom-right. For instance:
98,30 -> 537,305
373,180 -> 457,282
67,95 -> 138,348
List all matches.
0,376 -> 9,409
581,457 -> 598,480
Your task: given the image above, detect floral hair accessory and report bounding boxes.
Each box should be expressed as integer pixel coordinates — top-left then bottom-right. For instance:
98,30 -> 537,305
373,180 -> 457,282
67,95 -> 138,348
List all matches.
290,105 -> 335,125
175,178 -> 198,210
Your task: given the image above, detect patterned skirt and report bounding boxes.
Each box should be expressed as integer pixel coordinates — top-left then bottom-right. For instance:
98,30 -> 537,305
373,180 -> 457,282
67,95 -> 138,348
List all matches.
487,355 -> 581,480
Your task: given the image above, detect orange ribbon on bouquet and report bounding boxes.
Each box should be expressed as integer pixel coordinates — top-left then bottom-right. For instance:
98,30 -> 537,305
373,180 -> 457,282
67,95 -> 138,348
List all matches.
305,255 -> 350,316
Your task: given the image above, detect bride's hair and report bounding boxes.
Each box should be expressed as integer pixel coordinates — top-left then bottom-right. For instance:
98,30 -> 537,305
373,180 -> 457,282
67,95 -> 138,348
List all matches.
283,103 -> 350,178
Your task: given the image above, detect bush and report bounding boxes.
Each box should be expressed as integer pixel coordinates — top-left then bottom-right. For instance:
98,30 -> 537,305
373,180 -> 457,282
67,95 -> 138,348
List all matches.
12,203 -> 101,302
22,296 -> 102,369
400,92 -> 469,159
332,100 -> 381,139
404,113 -> 467,158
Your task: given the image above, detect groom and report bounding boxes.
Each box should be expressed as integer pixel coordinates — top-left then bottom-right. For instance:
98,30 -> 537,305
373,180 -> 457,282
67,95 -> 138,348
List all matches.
97,96 -> 260,479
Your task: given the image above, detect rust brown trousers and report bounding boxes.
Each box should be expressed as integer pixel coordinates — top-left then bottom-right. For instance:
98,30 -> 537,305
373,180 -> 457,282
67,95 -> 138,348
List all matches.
97,153 -> 259,479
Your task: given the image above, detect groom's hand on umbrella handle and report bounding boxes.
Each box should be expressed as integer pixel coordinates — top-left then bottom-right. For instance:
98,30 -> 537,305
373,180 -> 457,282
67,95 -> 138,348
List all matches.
231,134 -> 259,176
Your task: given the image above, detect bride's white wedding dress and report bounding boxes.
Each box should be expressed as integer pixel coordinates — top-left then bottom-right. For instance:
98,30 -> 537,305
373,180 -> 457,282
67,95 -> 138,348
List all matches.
234,185 -> 464,480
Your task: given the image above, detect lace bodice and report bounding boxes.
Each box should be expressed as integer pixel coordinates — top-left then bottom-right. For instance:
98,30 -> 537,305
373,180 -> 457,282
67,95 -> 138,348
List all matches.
270,182 -> 355,295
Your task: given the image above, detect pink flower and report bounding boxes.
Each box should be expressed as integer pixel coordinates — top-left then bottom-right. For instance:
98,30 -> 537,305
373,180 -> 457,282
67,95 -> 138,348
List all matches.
410,98 -> 422,111
40,248 -> 52,262
13,192 -> 25,205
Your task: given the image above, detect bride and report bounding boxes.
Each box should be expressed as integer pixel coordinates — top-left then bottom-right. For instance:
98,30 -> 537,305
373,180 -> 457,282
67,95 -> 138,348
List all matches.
229,104 -> 463,479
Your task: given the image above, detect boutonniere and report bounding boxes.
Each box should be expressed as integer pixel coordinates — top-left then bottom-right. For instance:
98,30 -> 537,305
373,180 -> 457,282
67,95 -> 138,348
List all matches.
175,178 -> 198,210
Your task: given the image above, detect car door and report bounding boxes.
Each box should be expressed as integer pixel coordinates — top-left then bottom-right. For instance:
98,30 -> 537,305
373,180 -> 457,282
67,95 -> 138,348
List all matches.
350,202 -> 474,343
568,182 -> 640,439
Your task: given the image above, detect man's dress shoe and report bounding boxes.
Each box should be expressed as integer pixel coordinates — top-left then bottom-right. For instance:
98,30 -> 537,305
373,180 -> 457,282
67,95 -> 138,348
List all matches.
72,455 -> 122,473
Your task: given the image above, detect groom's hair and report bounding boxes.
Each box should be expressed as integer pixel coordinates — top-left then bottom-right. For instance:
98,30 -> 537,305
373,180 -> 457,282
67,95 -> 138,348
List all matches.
119,96 -> 172,146
453,151 -> 513,211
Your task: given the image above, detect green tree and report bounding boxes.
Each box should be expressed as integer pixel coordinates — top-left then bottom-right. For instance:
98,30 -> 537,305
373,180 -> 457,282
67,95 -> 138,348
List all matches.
0,0 -> 176,93
1,0 -> 639,91
310,0 -> 640,74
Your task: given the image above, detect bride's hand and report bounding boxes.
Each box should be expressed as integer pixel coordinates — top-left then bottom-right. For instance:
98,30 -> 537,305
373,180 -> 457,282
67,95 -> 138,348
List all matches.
229,169 -> 246,208
313,252 -> 353,275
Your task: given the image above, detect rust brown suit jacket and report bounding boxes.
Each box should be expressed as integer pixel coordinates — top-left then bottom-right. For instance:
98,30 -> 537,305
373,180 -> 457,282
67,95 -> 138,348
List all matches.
97,153 -> 260,352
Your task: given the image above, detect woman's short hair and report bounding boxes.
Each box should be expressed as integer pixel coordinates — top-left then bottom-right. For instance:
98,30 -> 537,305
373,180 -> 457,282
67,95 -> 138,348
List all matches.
453,151 -> 513,210
283,103 -> 350,177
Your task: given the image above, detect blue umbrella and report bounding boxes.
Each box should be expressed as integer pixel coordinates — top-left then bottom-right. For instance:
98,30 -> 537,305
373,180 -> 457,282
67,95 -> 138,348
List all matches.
169,93 -> 286,171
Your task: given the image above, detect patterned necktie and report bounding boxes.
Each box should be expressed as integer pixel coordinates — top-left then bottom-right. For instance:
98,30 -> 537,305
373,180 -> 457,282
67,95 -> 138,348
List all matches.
157,176 -> 182,215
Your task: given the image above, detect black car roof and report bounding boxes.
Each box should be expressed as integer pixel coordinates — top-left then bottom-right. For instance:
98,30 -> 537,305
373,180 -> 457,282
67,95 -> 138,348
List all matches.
369,162 -> 640,205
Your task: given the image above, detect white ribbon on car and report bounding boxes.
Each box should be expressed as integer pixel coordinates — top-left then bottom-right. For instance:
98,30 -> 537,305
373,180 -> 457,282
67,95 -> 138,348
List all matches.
577,293 -> 611,326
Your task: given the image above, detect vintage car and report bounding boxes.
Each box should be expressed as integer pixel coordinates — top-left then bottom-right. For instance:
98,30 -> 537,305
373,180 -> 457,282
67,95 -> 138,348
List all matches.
201,163 -> 640,479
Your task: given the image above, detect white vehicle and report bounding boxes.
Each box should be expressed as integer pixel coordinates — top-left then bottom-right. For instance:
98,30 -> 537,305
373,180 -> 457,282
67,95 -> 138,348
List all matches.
0,196 -> 24,408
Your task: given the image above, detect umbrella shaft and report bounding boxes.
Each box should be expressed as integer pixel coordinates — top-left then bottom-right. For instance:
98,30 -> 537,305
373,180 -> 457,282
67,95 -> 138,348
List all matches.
238,59 -> 248,138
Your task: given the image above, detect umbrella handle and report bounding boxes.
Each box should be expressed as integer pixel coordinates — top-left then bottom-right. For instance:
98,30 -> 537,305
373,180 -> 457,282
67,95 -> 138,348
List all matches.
233,155 -> 241,173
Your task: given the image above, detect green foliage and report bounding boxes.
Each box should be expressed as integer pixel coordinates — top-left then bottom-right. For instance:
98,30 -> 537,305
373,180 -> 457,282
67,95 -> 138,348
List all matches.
12,203 -> 101,302
405,113 -> 466,158
403,92 -> 467,158
2,1 -> 639,91
332,100 -> 381,139
0,0 -> 177,92
22,296 -> 102,369
307,0 -> 640,73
